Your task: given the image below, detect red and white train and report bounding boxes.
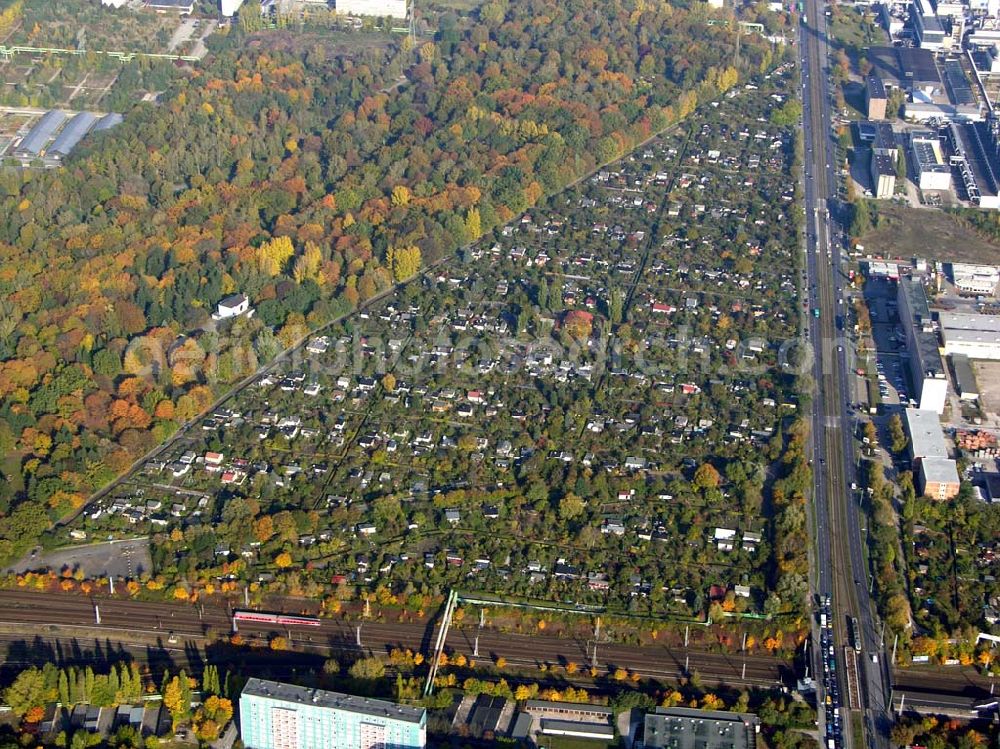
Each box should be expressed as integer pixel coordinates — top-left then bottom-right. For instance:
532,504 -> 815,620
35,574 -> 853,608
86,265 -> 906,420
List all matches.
232,610 -> 321,627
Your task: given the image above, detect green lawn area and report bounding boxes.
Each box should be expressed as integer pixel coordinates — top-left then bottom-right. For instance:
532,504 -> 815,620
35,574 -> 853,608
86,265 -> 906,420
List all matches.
828,6 -> 883,54
423,0 -> 487,10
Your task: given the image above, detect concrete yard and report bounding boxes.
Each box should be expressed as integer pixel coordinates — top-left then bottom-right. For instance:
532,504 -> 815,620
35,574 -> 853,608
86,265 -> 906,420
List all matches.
8,537 -> 151,579
972,360 -> 1000,419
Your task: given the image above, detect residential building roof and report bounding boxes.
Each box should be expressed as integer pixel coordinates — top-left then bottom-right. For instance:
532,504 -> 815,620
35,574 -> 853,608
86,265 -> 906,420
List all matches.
241,678 -> 426,724
218,293 -> 248,309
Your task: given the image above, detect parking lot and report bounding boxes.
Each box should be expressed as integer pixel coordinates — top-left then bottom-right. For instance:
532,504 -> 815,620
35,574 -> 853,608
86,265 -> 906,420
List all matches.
863,278 -> 913,409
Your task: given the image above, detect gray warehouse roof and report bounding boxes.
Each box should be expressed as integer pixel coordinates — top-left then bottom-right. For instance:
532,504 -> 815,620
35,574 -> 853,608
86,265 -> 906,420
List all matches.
900,276 -> 931,325
951,353 -> 979,398
643,707 -> 759,749
49,111 -> 98,158
915,329 -> 946,377
16,110 -> 67,156
920,456 -> 960,485
241,678 -> 426,724
939,311 -> 1000,334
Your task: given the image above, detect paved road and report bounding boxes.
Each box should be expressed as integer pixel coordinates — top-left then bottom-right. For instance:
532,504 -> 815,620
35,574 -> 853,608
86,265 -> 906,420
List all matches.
799,3 -> 890,748
0,590 -> 786,687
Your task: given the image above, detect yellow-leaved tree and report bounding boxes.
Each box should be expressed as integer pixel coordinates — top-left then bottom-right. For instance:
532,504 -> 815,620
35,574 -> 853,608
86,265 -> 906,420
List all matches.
293,241 -> 323,284
465,207 -> 482,241
391,185 -> 412,206
256,236 -> 295,276
387,246 -> 422,282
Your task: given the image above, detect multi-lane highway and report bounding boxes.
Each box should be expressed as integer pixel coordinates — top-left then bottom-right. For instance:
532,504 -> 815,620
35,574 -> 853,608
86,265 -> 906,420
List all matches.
798,1 -> 891,747
0,590 -> 786,687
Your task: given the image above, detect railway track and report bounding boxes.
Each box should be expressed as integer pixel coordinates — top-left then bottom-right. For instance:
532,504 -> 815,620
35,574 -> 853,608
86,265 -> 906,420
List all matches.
0,590 -> 784,686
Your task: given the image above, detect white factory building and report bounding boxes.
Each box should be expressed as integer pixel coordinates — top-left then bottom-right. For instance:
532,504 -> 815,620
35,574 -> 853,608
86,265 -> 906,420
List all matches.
910,131 -> 952,191
336,0 -> 407,17
939,311 -> 1000,359
948,263 -> 999,295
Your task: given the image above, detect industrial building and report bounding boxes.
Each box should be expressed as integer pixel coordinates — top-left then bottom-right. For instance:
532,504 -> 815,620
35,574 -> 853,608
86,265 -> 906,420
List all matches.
870,152 -> 897,198
904,407 -> 950,461
973,43 -> 1000,75
239,679 -> 426,749
897,276 -> 948,414
866,74 -> 888,119
335,0 -> 408,17
869,46 -> 940,92
856,121 -> 896,156
507,700 -> 616,746
861,260 -> 900,279
918,456 -> 961,499
948,262 -> 999,294
911,0 -> 947,50
950,353 -> 980,400
48,111 -> 98,161
910,131 -> 952,191
880,2 -> 907,35
640,707 -> 760,749
867,45 -> 983,123
948,115 -> 1000,208
907,58 -> 983,123
15,110 -> 67,158
939,310 -> 1000,359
